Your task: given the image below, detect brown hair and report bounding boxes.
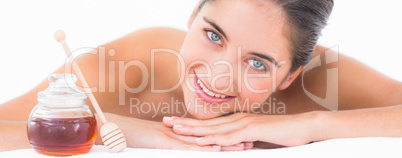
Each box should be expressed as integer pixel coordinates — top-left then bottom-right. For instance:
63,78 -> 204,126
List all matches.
198,0 -> 334,72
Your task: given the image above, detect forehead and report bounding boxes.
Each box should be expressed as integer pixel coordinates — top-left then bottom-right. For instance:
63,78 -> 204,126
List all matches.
197,0 -> 291,61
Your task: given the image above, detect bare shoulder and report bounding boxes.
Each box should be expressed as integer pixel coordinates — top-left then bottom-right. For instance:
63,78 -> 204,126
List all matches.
0,27 -> 188,120
314,45 -> 401,108
84,27 -> 187,114
107,27 -> 187,60
120,27 -> 187,49
270,45 -> 402,114
123,27 -> 187,40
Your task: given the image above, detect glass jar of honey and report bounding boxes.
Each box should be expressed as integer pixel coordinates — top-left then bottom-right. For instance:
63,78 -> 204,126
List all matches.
27,74 -> 97,156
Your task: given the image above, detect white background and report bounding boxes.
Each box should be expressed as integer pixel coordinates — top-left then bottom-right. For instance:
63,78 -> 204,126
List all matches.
0,0 -> 401,104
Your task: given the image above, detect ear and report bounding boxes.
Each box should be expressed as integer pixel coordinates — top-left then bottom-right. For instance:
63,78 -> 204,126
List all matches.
277,66 -> 305,90
188,0 -> 203,29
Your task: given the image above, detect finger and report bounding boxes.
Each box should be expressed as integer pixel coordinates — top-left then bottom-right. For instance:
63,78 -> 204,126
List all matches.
244,142 -> 254,150
163,127 -> 200,144
163,113 -> 246,127
176,142 -> 221,151
172,120 -> 248,136
154,131 -> 220,151
220,143 -> 245,151
195,130 -> 256,146
165,132 -> 197,144
162,116 -> 178,127
171,139 -> 221,152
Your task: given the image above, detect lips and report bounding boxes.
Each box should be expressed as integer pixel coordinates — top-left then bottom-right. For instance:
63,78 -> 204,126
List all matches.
193,72 -> 234,104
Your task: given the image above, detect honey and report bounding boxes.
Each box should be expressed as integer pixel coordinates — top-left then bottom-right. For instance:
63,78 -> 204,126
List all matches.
27,117 -> 97,156
27,74 -> 97,156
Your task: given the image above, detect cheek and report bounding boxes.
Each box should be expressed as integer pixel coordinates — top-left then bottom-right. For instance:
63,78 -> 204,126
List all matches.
238,78 -> 273,110
244,77 -> 273,94
180,30 -> 206,64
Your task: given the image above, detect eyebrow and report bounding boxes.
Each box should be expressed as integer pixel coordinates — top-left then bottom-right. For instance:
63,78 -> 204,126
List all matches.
202,17 -> 278,67
250,52 -> 280,67
203,17 -> 228,41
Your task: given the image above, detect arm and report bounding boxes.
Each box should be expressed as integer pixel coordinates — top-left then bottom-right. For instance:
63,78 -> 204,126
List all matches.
314,105 -> 402,141
0,121 -> 30,151
0,113 -> 221,151
162,105 -> 402,148
96,113 -> 220,151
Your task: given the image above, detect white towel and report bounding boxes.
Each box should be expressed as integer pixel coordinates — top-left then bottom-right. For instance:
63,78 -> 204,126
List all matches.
1,137 -> 401,158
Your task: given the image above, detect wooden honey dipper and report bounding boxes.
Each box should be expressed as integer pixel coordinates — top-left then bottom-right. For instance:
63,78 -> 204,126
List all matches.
54,30 -> 127,153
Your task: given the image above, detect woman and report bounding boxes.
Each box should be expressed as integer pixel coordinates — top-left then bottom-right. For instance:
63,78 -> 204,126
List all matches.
1,0 -> 401,152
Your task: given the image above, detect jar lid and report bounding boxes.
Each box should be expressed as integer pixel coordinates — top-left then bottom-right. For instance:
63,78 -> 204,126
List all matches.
38,74 -> 87,106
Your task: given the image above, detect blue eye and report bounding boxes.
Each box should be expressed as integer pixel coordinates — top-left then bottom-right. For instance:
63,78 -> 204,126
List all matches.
207,31 -> 222,44
247,59 -> 268,71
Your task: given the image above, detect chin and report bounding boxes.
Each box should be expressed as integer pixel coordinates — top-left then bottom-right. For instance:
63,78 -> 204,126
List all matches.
183,91 -> 232,120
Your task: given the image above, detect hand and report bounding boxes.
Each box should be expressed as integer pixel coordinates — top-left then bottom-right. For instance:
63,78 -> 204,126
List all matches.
98,113 -> 221,151
163,114 -> 254,151
163,112 -> 315,149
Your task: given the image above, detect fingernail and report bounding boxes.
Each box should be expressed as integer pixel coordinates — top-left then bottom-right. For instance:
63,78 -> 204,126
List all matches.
235,143 -> 244,147
173,124 -> 183,128
163,116 -> 174,121
195,137 -> 203,141
212,145 -> 221,149
244,142 -> 253,146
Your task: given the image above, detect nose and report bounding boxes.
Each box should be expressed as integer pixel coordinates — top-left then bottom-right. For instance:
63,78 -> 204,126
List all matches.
209,48 -> 240,93
210,62 -> 233,92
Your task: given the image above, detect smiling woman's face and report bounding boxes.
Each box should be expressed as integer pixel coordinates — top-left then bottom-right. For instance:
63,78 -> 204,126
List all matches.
179,0 -> 294,119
